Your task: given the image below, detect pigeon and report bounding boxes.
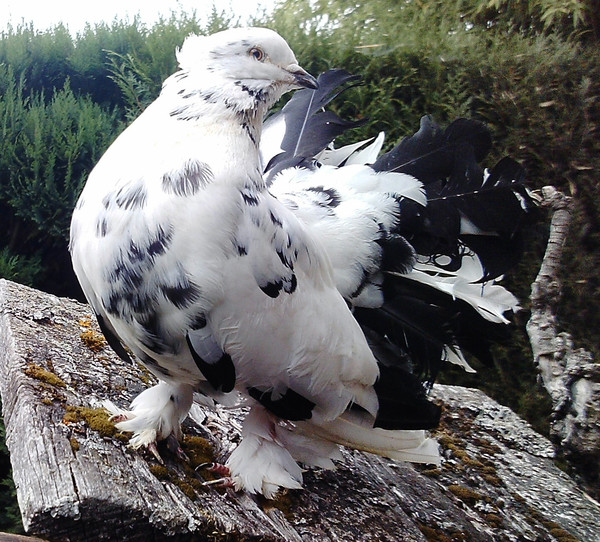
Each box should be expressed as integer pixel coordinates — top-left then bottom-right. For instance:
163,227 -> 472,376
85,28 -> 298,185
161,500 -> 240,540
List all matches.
70,27 -> 533,498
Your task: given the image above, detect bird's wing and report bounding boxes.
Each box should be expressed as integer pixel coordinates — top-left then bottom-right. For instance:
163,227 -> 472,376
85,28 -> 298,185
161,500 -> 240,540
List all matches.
70,99 -> 240,386
206,186 -> 382,423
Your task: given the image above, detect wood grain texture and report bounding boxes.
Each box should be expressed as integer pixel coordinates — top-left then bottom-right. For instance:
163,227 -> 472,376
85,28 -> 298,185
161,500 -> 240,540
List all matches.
1,278 -> 599,541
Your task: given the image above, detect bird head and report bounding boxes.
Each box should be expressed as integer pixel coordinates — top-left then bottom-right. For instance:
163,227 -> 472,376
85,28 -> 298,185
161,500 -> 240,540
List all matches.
173,27 -> 318,114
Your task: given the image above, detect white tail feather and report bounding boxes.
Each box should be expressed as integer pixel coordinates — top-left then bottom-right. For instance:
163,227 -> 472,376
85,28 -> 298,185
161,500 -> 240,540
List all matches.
444,346 -> 477,373
403,258 -> 520,324
301,412 -> 441,466
346,131 -> 385,165
316,137 -> 375,166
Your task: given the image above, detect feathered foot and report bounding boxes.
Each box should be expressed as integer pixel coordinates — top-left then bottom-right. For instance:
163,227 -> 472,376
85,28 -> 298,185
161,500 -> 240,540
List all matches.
223,405 -> 344,498
225,405 -> 304,499
104,381 -> 194,463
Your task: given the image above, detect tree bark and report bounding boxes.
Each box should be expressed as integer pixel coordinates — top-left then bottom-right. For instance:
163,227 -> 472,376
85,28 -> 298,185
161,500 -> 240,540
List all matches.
526,187 -> 600,496
0,534 -> 48,542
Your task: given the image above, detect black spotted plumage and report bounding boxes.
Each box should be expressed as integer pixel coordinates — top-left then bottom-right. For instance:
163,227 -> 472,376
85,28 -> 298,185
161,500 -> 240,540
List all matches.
115,182 -> 148,210
241,187 -> 260,206
306,186 -> 341,209
147,226 -> 173,258
189,313 -> 207,330
162,159 -> 213,196
96,216 -> 109,237
236,81 -> 269,103
161,281 -> 201,310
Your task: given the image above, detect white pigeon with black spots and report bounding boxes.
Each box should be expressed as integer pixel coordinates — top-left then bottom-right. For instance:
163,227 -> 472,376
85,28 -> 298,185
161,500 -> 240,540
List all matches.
70,27 -> 533,498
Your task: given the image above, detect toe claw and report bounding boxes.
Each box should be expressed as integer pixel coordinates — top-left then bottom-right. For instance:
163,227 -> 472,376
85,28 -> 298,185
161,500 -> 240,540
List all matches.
147,442 -> 164,464
176,448 -> 189,462
201,477 -> 235,488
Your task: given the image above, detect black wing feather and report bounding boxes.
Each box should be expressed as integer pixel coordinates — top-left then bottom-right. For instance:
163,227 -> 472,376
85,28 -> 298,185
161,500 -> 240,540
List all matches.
372,116 -> 492,182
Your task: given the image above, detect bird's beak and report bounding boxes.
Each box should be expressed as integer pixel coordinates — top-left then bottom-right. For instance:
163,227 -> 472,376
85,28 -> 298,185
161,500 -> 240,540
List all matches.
287,64 -> 319,90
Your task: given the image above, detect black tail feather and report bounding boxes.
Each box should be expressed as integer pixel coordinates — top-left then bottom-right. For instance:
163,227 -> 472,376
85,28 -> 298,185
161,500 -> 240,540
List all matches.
377,118 -> 533,282
355,274 -> 510,382
361,327 -> 442,430
264,69 -> 365,176
373,363 -> 442,430
372,116 -> 492,182
462,233 -> 525,283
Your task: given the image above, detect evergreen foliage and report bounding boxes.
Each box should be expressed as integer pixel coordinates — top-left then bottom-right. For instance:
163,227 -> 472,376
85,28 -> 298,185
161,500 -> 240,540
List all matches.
0,0 -> 598,530
0,65 -> 122,294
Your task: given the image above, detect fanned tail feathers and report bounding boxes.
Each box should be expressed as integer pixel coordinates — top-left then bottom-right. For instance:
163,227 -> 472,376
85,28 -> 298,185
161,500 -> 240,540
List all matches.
363,116 -> 532,382
260,69 -> 534,455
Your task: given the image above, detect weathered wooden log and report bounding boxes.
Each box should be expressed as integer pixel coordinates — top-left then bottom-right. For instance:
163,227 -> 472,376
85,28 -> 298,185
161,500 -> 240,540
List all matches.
1,279 -> 599,541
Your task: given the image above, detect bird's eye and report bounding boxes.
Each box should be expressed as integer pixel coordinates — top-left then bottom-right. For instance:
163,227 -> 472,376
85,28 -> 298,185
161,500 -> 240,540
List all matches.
249,47 -> 265,61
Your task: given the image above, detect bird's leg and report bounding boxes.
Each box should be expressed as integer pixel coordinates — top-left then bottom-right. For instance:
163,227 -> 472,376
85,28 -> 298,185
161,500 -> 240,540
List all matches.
166,433 -> 189,462
196,462 -> 234,487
